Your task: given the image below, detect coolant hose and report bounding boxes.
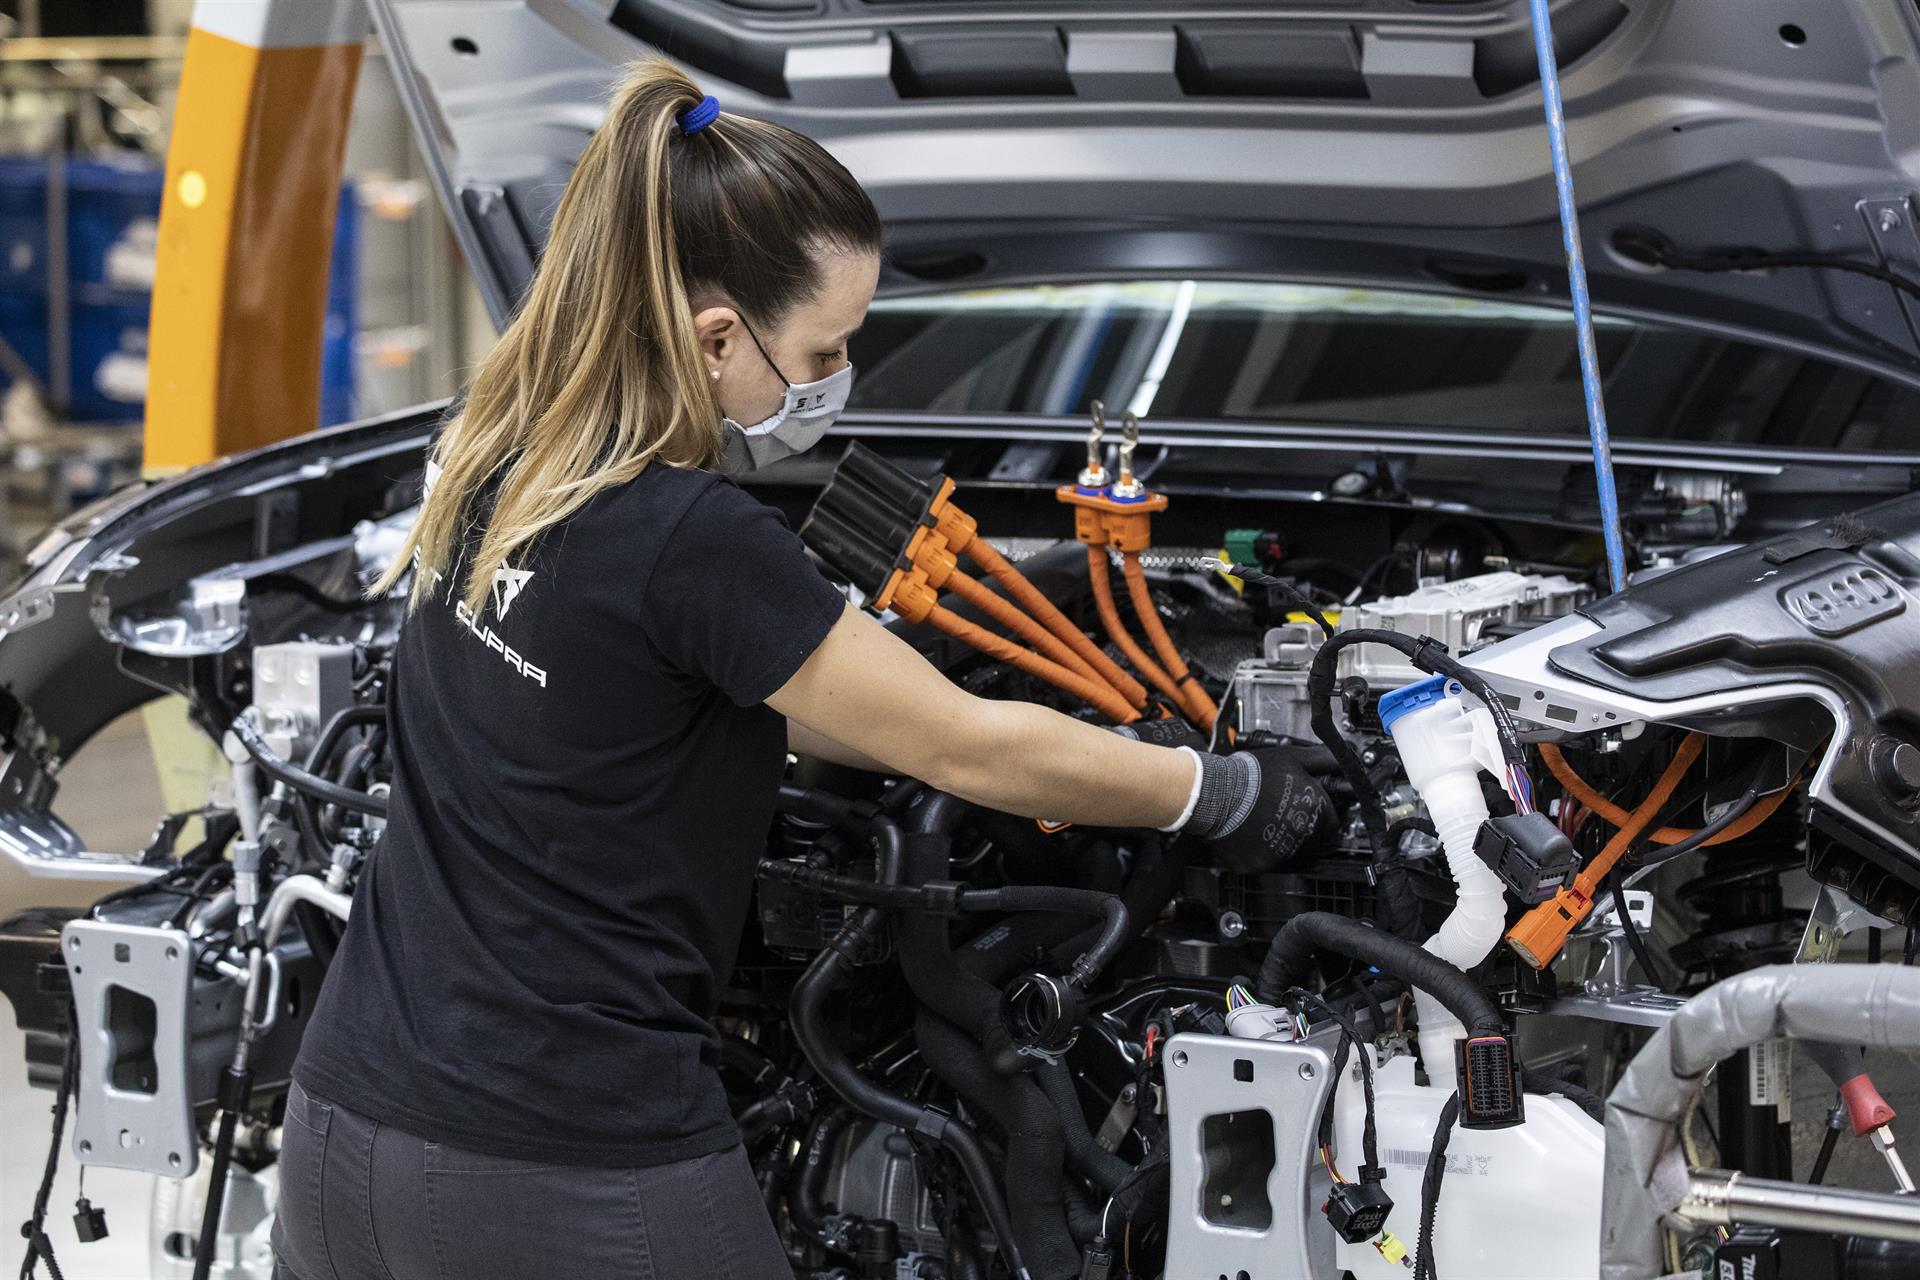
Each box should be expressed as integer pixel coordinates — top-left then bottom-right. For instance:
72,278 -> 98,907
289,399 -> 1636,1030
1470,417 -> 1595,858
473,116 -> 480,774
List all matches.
917,1011 -> 1085,1280
925,604 -> 1141,725
788,1107 -> 854,1243
983,840 -> 1182,989
894,825 -> 1020,1069
1086,546 -> 1185,712
964,537 -> 1150,712
1119,552 -> 1218,729
228,715 -> 388,818
1255,911 -> 1503,1039
788,819 -> 1032,1280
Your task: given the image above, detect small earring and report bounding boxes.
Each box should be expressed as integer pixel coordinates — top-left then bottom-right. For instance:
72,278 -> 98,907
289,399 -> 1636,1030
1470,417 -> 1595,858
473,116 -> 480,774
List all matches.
710,369 -> 720,381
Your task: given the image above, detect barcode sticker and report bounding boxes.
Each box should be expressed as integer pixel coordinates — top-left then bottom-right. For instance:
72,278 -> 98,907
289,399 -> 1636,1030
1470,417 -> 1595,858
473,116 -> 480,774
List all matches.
1384,1148 -> 1489,1177
1749,1038 -> 1792,1120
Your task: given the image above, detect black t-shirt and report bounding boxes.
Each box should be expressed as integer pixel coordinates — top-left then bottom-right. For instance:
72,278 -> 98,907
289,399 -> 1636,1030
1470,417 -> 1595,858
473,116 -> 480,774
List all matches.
296,463 -> 845,1166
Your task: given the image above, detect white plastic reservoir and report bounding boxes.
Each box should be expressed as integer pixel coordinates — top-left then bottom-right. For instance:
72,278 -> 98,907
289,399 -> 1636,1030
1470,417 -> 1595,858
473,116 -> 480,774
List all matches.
1330,1055 -> 1604,1279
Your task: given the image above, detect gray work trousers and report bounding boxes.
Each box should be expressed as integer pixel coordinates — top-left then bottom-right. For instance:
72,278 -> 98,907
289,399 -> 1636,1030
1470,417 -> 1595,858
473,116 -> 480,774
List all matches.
270,1079 -> 791,1279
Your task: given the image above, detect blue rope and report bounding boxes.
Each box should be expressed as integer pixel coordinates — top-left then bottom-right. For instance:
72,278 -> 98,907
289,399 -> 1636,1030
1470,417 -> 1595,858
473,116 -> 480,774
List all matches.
1527,0 -> 1628,592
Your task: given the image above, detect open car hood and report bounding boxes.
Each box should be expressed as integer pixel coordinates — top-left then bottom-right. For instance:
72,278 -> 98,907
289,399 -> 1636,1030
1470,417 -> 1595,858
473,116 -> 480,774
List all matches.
370,0 -> 1920,384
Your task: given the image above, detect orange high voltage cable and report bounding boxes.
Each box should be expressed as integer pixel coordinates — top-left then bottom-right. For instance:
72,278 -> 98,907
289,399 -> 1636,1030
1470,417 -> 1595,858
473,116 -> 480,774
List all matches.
1121,552 -> 1219,732
1085,546 -> 1186,711
943,569 -> 1106,688
1507,732 -> 1705,970
1537,742 -> 1793,848
924,607 -> 1141,726
960,537 -> 1149,712
877,562 -> 1141,725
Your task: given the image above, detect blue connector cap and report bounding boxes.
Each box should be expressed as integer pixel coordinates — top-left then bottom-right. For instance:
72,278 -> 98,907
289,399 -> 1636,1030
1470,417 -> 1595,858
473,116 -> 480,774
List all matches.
1376,674 -> 1450,734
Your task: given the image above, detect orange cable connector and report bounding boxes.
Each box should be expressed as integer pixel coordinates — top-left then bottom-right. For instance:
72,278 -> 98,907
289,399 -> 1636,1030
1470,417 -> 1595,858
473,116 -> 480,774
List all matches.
1507,732 -> 1706,970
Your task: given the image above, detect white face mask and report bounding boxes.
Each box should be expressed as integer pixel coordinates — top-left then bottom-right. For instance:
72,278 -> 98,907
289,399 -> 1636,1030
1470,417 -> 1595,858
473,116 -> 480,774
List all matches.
719,313 -> 854,473
721,362 -> 854,472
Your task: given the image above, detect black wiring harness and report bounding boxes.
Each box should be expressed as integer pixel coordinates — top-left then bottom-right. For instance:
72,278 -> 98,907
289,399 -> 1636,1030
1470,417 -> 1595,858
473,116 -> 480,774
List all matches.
1613,227 -> 1920,307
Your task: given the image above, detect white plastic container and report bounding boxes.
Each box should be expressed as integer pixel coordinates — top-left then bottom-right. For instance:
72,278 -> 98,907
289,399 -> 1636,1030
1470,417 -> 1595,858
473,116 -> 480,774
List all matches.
1378,676 -> 1510,1071
1329,1055 -> 1604,1279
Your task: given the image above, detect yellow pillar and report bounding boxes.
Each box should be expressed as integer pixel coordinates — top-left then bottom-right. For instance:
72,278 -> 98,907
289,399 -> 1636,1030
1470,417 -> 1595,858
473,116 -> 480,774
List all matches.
143,0 -> 368,474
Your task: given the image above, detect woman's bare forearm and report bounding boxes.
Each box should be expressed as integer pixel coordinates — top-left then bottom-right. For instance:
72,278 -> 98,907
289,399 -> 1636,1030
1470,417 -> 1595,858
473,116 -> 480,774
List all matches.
928,699 -> 1196,829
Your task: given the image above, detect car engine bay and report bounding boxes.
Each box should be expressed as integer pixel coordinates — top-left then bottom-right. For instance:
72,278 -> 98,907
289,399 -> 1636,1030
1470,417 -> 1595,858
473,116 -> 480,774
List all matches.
4,405 -> 1920,1280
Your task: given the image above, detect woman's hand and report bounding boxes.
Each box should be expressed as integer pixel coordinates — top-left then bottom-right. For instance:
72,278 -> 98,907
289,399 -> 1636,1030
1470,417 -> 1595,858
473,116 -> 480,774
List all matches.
771,604 -> 1336,872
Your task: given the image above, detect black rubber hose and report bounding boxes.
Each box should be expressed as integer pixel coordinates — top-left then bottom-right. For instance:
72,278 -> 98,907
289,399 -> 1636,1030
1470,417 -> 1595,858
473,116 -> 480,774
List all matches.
1035,1060 -> 1132,1194
304,705 -> 387,777
719,1035 -> 781,1092
789,1107 -> 853,1243
893,831 -> 1020,1070
917,1012 -> 1082,1280
735,1091 -> 806,1146
777,782 -> 883,835
788,820 -> 1031,1280
1256,911 -> 1503,1037
229,716 -> 387,818
299,705 -> 386,856
757,860 -> 1125,942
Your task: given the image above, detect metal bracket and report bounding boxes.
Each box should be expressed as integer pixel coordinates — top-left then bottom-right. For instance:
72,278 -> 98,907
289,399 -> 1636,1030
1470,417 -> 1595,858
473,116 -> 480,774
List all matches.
1541,988 -> 1688,1029
62,919 -> 200,1177
1163,1032 -> 1338,1280
1797,883 -> 1893,964
1859,196 -> 1920,350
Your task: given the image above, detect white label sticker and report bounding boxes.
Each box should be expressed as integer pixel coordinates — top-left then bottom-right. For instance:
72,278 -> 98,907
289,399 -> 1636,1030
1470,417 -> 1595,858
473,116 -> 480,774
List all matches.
1748,1038 -> 1792,1120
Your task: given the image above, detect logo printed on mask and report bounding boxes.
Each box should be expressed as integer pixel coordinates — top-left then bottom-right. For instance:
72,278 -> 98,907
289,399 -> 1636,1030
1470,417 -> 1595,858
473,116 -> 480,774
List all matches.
491,566 -> 533,620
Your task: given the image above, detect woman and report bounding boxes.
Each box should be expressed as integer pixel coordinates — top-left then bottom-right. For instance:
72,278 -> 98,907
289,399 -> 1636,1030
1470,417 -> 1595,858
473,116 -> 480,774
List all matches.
276,60 -> 1312,1280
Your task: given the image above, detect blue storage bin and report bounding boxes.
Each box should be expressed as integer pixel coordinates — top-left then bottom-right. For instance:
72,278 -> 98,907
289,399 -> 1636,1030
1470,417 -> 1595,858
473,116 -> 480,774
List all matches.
0,159 -> 355,428
0,292 -> 51,394
66,158 -> 165,293
0,158 -> 49,297
318,183 -> 358,426
69,297 -> 151,423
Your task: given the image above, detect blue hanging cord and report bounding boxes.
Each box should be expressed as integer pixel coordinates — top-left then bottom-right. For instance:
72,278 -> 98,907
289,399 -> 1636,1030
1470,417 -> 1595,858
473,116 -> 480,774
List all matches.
1527,0 -> 1628,593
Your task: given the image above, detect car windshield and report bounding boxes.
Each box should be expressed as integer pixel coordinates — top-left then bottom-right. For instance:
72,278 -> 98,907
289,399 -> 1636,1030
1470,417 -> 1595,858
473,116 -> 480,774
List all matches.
848,279 -> 1920,453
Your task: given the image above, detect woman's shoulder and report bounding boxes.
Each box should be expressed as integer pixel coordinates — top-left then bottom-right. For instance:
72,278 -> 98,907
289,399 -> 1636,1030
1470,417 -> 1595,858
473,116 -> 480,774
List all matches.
587,463 -> 762,536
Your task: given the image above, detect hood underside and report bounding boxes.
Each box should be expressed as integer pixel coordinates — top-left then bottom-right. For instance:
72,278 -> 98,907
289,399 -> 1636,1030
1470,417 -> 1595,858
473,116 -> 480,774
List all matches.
369,0 -> 1920,384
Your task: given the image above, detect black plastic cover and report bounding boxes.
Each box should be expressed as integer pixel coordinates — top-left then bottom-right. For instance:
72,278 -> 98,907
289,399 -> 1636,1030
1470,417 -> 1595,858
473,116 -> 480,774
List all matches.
1548,493 -> 1920,912
799,443 -> 943,599
1474,812 -> 1581,904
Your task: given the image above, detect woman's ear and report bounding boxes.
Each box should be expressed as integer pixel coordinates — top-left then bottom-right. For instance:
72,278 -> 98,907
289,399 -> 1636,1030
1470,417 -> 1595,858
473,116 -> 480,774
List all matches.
692,305 -> 740,376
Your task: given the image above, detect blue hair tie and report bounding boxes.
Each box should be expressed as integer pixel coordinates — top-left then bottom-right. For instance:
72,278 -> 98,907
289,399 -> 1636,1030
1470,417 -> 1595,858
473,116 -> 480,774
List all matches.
678,94 -> 720,136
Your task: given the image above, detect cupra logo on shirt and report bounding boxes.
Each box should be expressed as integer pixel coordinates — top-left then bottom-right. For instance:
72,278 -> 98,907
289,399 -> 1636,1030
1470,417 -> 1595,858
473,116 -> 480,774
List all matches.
492,566 -> 534,620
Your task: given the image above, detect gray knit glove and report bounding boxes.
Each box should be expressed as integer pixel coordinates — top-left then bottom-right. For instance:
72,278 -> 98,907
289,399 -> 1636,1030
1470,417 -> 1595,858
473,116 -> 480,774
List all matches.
1183,748 -> 1336,873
